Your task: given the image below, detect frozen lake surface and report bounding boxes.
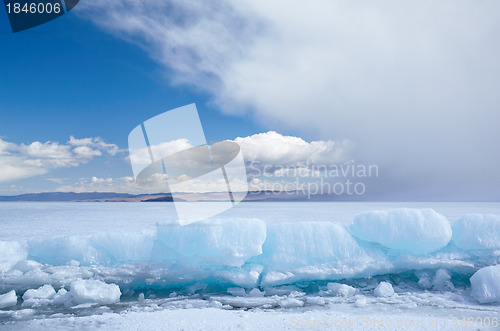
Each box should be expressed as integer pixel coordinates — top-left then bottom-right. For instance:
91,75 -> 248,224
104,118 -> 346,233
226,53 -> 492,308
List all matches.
0,202 -> 499,330
1,201 -> 500,240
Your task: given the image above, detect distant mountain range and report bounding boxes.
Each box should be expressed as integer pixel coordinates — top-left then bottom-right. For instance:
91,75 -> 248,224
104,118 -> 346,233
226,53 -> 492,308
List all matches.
0,192 -> 175,202
0,191 -> 379,202
0,191 -> 316,202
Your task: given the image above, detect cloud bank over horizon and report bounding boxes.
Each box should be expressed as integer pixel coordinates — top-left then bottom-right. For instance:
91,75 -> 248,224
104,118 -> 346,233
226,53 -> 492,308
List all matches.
77,0 -> 500,200
0,132 -> 353,195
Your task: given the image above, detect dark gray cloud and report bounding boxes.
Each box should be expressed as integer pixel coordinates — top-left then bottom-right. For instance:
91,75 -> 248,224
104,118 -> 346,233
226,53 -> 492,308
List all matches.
79,0 -> 500,200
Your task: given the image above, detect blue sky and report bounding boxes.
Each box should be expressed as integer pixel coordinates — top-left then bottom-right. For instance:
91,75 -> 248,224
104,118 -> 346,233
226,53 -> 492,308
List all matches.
1,1 -> 499,200
0,9 -> 263,143
0,7 -> 269,193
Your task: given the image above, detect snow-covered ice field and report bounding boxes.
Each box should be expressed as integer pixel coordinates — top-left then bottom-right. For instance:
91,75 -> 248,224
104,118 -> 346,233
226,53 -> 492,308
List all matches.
1,202 -> 499,330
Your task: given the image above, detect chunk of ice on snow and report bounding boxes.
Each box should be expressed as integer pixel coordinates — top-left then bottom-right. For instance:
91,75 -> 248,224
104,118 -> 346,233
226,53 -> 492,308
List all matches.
154,218 -> 266,267
257,221 -> 377,286
306,296 -> 326,305
350,209 -> 452,255
452,214 -> 500,250
22,285 -> 56,307
470,265 -> 500,304
261,222 -> 373,268
279,298 -> 304,308
0,290 -> 17,309
327,283 -> 356,297
374,282 -> 394,297
69,280 -> 121,305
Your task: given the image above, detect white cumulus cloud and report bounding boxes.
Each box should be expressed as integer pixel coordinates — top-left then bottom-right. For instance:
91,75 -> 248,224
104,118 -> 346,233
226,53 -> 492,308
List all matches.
235,131 -> 349,167
68,136 -> 120,156
0,137 -> 120,184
